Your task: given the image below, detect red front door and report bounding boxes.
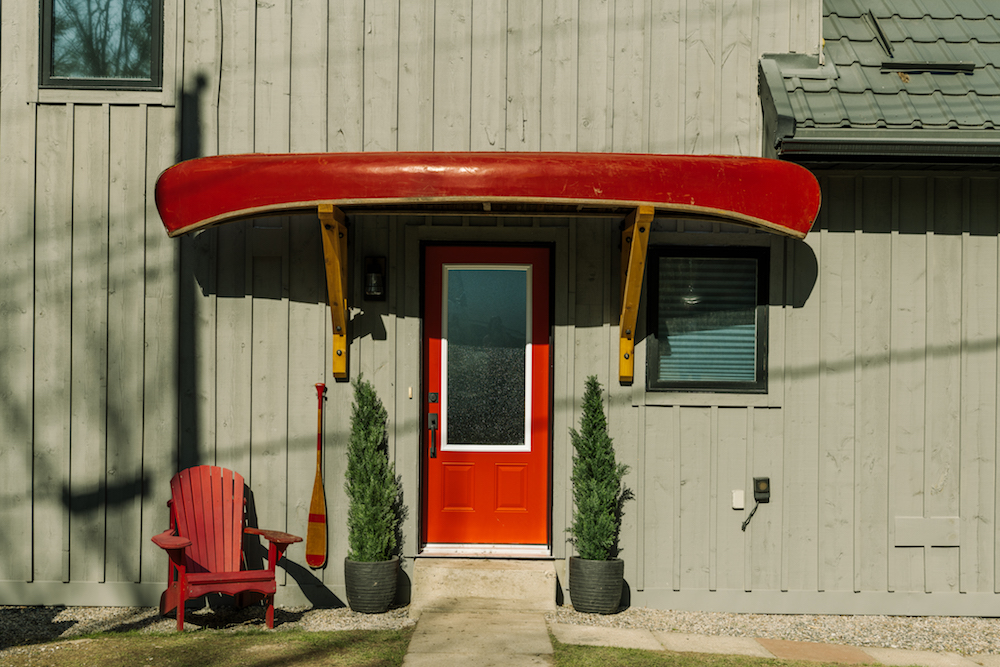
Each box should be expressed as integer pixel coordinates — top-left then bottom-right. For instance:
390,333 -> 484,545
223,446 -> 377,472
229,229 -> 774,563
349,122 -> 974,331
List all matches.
423,246 -> 551,547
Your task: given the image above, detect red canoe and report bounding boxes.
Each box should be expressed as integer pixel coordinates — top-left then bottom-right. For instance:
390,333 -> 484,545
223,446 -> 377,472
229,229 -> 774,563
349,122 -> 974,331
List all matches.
155,152 -> 820,238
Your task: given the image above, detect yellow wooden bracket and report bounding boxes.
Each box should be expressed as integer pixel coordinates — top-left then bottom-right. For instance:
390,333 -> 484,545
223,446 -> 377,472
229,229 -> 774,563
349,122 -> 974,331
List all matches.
319,204 -> 349,379
619,205 -> 654,385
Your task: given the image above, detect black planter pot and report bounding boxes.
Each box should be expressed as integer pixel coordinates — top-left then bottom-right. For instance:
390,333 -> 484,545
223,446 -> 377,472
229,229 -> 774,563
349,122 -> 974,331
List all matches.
344,556 -> 399,613
569,556 -> 624,614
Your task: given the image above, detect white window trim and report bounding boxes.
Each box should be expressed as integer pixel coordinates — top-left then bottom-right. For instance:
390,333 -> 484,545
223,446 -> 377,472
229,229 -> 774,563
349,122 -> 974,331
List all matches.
440,263 -> 534,453
33,0 -> 179,107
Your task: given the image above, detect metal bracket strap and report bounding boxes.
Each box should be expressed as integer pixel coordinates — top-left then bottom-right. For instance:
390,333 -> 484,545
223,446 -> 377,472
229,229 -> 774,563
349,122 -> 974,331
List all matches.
318,204 -> 349,379
619,205 -> 654,385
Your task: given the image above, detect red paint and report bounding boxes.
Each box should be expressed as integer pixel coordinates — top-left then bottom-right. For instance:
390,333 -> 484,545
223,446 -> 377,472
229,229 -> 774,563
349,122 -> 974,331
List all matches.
423,246 -> 551,546
155,152 -> 820,238
151,465 -> 302,630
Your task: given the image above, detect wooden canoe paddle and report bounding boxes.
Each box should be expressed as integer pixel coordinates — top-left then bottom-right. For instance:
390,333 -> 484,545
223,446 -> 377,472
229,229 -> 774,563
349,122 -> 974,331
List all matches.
305,383 -> 327,568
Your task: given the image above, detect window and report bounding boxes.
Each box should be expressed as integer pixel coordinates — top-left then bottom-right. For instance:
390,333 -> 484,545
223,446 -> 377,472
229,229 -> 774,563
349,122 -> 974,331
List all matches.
646,246 -> 768,393
40,0 -> 163,89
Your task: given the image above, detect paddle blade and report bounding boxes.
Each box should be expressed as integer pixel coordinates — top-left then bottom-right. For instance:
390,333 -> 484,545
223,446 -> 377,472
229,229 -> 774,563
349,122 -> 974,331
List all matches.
305,469 -> 327,568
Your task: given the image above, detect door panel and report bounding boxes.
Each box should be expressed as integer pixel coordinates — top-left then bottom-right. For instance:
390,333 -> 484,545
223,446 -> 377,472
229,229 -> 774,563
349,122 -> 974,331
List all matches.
423,246 -> 550,546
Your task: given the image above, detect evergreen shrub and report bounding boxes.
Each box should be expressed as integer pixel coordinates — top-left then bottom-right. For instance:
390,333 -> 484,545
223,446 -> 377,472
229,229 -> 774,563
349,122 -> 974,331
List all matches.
345,377 -> 402,562
568,375 -> 632,561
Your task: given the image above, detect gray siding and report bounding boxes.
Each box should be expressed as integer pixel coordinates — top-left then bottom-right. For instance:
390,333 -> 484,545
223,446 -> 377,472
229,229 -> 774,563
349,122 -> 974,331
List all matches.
19,0 -> 1000,615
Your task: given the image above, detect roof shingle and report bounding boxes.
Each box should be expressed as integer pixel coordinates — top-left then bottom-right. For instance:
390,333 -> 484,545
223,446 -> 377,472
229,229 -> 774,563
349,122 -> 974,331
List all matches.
763,0 -> 1000,134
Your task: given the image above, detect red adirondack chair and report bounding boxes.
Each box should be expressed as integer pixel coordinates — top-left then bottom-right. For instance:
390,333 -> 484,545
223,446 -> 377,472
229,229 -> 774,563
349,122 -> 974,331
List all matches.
151,465 -> 302,630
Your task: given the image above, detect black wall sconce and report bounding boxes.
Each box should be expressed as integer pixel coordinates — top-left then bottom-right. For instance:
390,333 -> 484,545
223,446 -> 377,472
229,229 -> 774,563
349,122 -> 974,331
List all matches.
364,256 -> 386,301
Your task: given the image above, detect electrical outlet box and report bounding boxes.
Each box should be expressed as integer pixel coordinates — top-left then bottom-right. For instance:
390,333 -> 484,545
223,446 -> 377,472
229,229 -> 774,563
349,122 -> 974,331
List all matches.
732,489 -> 745,510
754,477 -> 770,503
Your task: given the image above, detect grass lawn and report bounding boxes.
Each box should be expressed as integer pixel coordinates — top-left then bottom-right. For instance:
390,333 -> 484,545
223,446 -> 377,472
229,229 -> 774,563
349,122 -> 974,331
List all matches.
0,627 -> 414,667
552,637 -> 878,667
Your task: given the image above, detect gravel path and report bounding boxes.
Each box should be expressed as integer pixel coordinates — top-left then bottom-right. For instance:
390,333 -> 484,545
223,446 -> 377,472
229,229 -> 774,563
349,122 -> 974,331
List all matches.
2,604 -> 998,657
549,607 -> 1000,656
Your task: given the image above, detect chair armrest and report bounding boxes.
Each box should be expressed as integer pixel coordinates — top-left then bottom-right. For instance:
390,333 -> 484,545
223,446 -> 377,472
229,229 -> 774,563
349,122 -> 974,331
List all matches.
245,528 -> 303,545
151,530 -> 192,551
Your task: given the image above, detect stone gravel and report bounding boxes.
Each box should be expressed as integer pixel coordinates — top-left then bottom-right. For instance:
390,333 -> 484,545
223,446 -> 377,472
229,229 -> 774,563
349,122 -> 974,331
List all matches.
0,604 -> 414,655
547,607 -> 1000,656
2,603 -> 999,658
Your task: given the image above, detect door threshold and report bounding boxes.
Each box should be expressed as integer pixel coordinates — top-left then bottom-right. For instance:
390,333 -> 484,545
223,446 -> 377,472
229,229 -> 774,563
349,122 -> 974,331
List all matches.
418,543 -> 552,558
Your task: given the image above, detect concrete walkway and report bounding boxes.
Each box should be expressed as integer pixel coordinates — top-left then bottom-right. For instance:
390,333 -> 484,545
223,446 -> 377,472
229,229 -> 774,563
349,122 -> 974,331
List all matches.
404,611 -> 996,667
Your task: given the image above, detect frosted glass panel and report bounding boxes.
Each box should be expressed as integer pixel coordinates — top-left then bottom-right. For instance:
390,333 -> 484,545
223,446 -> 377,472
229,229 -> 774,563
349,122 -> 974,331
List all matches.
444,267 -> 528,447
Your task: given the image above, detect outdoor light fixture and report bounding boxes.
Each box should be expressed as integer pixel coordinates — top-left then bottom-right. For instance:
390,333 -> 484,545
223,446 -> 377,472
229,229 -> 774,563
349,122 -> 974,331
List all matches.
364,256 -> 386,301
753,477 -> 770,503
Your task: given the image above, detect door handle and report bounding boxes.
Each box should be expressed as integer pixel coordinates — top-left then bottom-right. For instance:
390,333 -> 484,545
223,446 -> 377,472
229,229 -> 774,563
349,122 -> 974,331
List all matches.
428,413 -> 438,458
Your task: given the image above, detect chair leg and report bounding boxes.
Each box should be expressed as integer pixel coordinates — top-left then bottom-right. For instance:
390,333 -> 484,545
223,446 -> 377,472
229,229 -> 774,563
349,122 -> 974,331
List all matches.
265,594 -> 275,629
176,570 -> 187,631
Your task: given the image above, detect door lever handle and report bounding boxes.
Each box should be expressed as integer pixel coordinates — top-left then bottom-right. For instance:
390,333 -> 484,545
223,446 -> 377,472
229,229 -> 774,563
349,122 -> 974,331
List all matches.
428,413 -> 438,458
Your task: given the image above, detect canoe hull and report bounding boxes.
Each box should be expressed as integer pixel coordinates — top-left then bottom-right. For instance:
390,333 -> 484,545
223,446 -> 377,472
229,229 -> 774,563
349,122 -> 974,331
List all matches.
154,152 -> 820,238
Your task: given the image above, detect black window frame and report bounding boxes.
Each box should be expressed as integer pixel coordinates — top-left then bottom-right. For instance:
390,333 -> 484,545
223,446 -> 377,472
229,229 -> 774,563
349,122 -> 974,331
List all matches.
39,0 -> 164,90
645,245 -> 769,394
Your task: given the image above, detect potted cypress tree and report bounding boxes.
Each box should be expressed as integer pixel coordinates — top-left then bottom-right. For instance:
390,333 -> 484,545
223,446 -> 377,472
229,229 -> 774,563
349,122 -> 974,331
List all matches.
344,377 -> 402,613
567,375 -> 632,614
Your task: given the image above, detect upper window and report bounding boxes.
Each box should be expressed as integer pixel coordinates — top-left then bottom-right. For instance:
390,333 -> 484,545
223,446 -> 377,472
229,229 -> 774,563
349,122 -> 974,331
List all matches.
40,0 -> 163,89
646,246 -> 769,393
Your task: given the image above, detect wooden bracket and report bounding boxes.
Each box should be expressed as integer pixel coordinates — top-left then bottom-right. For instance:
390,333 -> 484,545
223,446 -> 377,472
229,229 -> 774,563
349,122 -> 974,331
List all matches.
318,205 -> 349,379
619,205 -> 654,385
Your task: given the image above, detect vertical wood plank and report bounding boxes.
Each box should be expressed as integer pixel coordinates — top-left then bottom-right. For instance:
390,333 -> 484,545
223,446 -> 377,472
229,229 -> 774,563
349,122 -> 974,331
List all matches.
611,0 -> 648,152
540,0 -> 577,151
643,406 -> 676,590
716,407 -> 747,590
249,243 -> 290,538
286,216 -> 327,578
719,0 -> 753,155
817,176 -> 856,592
290,0 -> 329,152
888,176 -> 928,592
181,0 -> 220,158
961,178 -> 998,593
218,0 -> 255,154
364,0 -> 399,150
924,178 -> 963,592
855,176 -> 891,593
328,0 -> 364,151
33,104 -> 74,583
648,0 -> 683,154
435,0 -> 474,150
751,407 -> 783,590
576,0 -> 613,151
782,230 -> 821,592
214,222 -> 251,473
398,0 -> 435,150
106,106 -> 148,583
470,0 -> 506,150
70,104 -> 110,583
505,2 -> 542,151
141,105 -> 181,584
679,407 -> 712,589
684,0 -> 717,154
0,0 -> 37,582
255,0 -> 291,154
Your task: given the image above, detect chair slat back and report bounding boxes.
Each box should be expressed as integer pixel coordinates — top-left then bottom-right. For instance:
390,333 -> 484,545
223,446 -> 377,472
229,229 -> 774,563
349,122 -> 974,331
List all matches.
170,466 -> 245,573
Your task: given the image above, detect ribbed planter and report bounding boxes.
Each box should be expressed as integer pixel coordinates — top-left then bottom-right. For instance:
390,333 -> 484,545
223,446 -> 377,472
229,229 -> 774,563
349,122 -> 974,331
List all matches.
344,556 -> 399,614
569,556 -> 624,614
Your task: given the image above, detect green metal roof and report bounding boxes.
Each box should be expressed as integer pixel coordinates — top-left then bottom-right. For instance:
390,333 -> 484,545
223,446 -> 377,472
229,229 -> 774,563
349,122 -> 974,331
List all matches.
760,0 -> 1000,162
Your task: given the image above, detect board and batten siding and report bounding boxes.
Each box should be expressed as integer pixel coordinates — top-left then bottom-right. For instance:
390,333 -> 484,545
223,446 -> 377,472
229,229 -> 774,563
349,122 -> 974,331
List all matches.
24,0 -> 1000,616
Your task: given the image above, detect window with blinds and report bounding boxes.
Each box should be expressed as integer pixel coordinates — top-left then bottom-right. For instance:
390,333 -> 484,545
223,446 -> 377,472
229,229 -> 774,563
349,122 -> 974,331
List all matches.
646,246 -> 768,393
